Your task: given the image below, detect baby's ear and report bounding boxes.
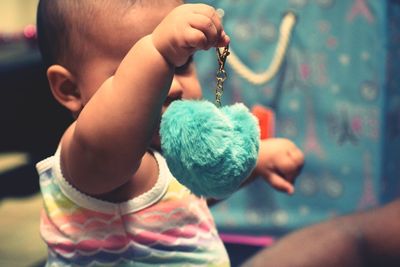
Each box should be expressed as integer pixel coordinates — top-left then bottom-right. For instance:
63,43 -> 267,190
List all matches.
47,65 -> 82,115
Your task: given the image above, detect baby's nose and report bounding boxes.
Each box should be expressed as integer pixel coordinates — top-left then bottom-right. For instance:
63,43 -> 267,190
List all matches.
165,78 -> 183,105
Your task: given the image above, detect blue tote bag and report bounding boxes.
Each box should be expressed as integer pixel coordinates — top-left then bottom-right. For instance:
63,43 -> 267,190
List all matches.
187,0 -> 400,237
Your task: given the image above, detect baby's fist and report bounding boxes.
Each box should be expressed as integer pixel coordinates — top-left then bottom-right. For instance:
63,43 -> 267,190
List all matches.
152,4 -> 230,67
255,138 -> 304,194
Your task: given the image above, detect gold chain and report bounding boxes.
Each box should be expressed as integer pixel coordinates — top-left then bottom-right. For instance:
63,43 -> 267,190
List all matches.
215,45 -> 230,107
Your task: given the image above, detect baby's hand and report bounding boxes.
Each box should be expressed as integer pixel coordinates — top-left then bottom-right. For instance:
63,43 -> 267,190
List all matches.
254,138 -> 304,195
152,4 -> 230,67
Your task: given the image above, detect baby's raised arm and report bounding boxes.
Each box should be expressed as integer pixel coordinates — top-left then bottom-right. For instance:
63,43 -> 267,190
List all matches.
61,4 -> 229,195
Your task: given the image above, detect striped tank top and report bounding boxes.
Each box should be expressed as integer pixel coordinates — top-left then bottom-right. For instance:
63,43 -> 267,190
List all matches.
36,149 -> 230,266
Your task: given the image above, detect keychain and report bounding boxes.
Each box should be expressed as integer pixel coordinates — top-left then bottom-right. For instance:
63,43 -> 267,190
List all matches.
215,45 -> 230,107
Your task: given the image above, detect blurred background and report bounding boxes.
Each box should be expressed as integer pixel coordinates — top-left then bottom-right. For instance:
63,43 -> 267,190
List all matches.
1,0 -> 400,267
189,0 -> 400,265
0,1 -> 71,266
0,0 -> 37,33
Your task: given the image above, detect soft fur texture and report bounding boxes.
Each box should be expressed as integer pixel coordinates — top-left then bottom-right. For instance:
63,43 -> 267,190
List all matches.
160,100 -> 260,199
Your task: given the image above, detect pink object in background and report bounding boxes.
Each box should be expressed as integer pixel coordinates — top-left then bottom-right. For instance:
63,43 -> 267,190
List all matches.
220,233 -> 275,247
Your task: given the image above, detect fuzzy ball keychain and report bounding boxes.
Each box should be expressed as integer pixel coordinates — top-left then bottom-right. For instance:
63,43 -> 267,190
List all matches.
160,46 -> 260,199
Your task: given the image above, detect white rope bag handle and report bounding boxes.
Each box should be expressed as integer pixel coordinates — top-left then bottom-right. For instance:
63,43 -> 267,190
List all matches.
224,12 -> 297,85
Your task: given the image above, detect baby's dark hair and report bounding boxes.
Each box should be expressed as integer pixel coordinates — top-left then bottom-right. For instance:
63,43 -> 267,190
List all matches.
37,0 -> 183,69
37,0 -> 86,69
36,0 -> 137,69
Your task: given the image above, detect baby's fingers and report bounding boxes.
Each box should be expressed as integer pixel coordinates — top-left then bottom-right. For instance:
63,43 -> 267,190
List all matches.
188,4 -> 228,49
216,30 -> 230,47
266,173 -> 295,195
184,24 -> 229,51
188,14 -> 219,49
286,147 -> 305,181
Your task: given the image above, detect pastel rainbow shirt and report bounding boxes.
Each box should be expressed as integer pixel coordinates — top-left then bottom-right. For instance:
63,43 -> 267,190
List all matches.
36,149 -> 230,266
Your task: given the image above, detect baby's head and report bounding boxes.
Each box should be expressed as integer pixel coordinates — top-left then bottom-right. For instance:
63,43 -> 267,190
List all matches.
37,0 -> 203,150
37,0 -> 180,69
37,0 -> 202,122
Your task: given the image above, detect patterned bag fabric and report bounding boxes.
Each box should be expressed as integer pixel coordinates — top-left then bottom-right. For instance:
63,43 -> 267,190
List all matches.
188,0 -> 400,236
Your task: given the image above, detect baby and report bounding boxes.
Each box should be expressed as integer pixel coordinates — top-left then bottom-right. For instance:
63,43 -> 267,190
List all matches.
36,0 -> 304,266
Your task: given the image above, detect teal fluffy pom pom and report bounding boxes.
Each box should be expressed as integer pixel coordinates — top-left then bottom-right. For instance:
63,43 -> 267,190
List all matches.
160,100 -> 260,199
